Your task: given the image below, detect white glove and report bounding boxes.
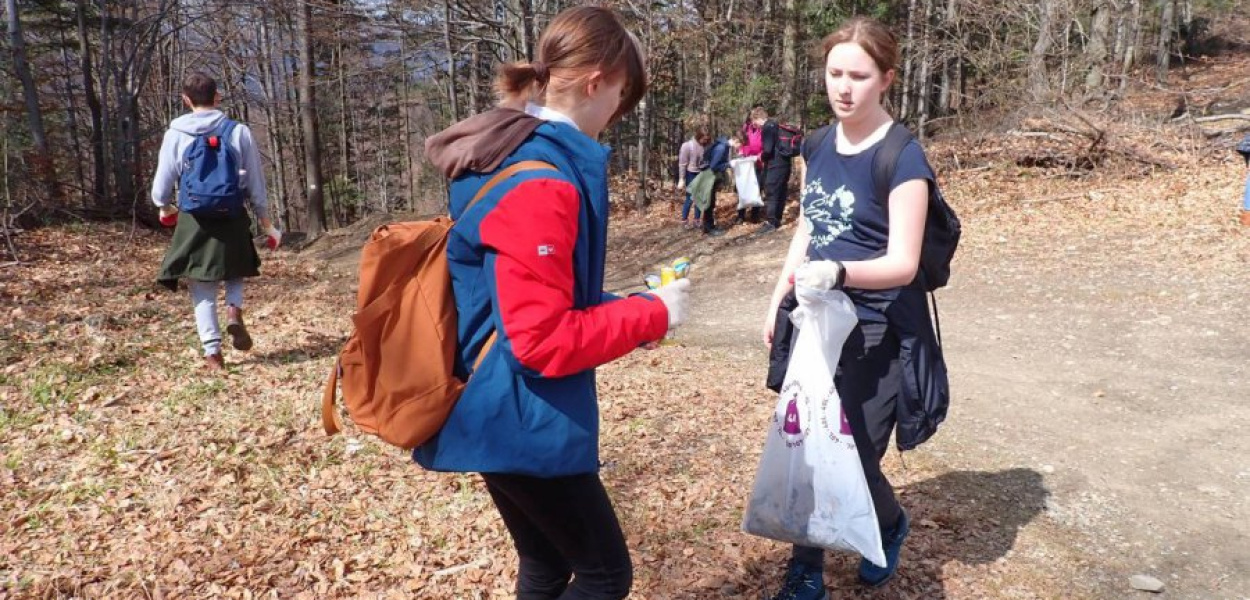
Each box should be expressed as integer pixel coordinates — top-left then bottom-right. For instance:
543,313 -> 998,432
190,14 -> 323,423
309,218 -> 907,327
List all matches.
652,278 -> 691,329
795,260 -> 845,291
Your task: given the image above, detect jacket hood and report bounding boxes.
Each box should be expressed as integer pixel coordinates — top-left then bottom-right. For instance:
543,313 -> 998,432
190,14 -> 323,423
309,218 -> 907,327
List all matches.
169,110 -> 228,135
424,108 -> 545,179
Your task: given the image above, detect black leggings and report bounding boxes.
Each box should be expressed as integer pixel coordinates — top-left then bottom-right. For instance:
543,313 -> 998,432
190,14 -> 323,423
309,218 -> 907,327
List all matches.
482,472 -> 632,600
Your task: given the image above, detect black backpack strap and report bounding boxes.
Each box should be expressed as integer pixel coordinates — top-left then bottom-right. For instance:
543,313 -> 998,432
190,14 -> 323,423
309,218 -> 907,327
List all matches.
801,124 -> 834,164
871,122 -> 915,207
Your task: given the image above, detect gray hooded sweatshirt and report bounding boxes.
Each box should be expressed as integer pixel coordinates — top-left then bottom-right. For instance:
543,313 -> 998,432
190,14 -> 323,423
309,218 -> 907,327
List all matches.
150,109 -> 269,220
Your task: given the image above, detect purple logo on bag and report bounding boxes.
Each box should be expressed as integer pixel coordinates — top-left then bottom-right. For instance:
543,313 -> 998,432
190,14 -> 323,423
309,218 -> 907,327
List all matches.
776,382 -> 809,447
783,397 -> 802,434
819,390 -> 857,449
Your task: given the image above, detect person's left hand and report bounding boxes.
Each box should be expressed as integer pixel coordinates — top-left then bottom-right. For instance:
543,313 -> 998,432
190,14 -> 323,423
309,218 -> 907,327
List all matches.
264,226 -> 282,250
795,260 -> 845,291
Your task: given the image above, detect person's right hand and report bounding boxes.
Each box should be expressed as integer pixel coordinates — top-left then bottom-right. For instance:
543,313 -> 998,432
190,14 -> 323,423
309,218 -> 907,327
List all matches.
158,205 -> 178,227
677,179 -> 685,191
652,278 -> 691,329
762,305 -> 778,348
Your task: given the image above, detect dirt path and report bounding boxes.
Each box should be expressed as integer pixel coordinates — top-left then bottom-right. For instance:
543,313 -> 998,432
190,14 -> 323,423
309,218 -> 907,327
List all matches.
2,164 -> 1247,600
605,162 -> 1250,599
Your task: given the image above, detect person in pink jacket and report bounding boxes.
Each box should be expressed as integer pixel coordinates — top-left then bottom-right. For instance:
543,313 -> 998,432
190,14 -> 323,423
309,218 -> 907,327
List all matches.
736,107 -> 767,224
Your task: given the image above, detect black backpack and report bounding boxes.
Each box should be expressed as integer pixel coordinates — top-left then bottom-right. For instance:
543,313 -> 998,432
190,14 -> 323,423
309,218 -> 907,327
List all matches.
1237,133 -> 1250,164
775,123 -> 804,159
803,123 -> 961,292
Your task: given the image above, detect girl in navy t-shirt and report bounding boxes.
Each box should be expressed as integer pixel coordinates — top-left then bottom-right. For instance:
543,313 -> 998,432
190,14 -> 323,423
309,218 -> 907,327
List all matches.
760,17 -> 932,599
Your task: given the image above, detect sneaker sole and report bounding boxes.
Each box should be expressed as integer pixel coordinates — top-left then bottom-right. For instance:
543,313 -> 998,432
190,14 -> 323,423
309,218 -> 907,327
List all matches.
859,571 -> 896,589
226,323 -> 253,351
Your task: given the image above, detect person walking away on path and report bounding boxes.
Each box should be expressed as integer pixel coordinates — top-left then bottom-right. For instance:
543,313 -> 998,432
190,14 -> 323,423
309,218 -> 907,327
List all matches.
151,72 -> 280,372
417,7 -> 694,599
678,128 -> 710,229
735,108 -> 767,225
759,17 -> 945,599
700,133 -> 731,237
757,108 -> 797,233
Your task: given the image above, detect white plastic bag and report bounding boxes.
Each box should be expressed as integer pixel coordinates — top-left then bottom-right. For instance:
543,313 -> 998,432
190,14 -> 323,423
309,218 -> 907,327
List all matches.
741,286 -> 886,567
730,157 -> 764,209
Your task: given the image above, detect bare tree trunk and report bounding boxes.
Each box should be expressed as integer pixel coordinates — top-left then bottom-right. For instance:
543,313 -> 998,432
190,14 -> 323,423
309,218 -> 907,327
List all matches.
635,8 -> 653,211
1086,0 -> 1113,93
901,0 -> 919,119
917,0 -> 935,138
337,35 -> 352,197
76,0 -> 106,207
443,0 -> 459,121
1059,18 -> 1073,96
278,10 -> 306,230
470,41 -> 483,114
259,10 -> 290,231
373,102 -> 385,214
1155,0 -> 1175,83
99,0 -> 114,205
1121,0 -> 1143,91
298,0 -> 327,236
57,29 -> 86,206
6,0 -> 59,204
779,0 -> 798,117
1028,0 -> 1056,102
401,36 -> 415,212
938,0 -> 959,114
519,0 -> 535,61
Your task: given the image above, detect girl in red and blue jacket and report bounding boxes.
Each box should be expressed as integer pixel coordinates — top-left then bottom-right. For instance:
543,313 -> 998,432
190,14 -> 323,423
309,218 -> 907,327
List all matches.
418,7 -> 691,599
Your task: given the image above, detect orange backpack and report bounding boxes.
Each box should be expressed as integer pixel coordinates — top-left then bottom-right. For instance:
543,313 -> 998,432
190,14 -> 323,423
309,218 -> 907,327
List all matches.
322,161 -> 556,449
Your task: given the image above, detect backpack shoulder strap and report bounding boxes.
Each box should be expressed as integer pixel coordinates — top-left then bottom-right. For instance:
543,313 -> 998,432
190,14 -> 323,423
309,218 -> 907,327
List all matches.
871,122 -> 915,206
462,160 -> 558,217
218,118 -> 238,134
801,124 -> 833,164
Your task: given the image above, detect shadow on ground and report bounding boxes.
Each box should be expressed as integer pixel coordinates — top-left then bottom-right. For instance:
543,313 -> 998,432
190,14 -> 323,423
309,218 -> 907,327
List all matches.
725,468 -> 1048,599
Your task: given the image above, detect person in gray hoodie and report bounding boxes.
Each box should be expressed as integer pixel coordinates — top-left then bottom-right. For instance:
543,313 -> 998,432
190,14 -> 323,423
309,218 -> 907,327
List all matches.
151,72 -> 279,371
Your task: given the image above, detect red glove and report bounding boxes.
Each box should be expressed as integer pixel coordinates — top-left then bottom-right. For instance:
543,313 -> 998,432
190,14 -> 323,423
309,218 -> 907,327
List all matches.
158,206 -> 178,227
264,226 -> 282,250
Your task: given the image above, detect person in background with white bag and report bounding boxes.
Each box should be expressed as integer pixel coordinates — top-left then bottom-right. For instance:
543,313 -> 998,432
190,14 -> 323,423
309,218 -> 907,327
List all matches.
758,17 -> 939,598
729,132 -> 765,215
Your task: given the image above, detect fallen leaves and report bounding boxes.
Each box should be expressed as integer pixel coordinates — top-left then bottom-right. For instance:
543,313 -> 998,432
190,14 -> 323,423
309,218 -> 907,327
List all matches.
7,107 -> 1247,597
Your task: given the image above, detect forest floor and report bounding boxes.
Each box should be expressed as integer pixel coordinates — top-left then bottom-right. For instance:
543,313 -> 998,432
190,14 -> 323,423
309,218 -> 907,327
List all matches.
3,57 -> 1250,600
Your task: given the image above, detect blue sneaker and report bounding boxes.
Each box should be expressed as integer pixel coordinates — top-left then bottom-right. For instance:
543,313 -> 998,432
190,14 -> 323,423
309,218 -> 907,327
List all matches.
767,560 -> 827,600
858,510 -> 910,588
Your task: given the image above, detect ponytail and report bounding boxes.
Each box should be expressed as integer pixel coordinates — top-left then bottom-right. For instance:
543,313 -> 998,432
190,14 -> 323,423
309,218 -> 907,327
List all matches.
492,7 -> 646,117
495,61 -> 551,103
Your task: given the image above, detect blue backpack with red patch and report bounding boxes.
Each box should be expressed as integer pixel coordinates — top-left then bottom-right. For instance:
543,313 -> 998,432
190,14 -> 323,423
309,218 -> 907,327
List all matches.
179,119 -> 246,218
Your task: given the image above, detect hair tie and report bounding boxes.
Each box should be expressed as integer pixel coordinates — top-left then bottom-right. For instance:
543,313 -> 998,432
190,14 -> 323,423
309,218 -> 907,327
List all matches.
531,61 -> 550,85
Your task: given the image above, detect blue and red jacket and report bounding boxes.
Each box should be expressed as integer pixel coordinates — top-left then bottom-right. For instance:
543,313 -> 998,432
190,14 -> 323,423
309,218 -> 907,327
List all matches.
414,121 -> 669,477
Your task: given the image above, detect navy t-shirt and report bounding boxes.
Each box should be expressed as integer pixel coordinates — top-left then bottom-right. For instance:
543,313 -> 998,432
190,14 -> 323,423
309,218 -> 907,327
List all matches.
801,123 -> 934,321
